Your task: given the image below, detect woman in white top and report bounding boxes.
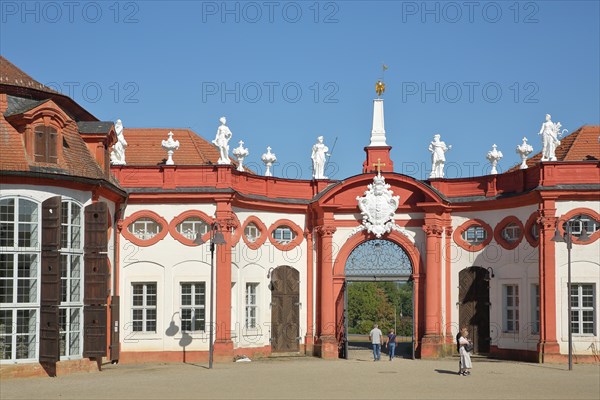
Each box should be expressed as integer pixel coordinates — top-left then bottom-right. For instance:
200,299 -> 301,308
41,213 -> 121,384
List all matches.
458,327 -> 473,376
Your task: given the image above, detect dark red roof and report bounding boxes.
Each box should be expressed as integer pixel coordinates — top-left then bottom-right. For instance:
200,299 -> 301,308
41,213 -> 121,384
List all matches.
509,125 -> 600,171
123,128 -> 224,165
0,56 -> 60,94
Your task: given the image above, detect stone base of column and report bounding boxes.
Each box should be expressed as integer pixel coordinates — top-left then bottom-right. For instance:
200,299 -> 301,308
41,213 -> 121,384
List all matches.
420,334 -> 445,358
304,334 -> 316,356
538,341 -> 561,363
317,335 -> 338,359
213,340 -> 234,362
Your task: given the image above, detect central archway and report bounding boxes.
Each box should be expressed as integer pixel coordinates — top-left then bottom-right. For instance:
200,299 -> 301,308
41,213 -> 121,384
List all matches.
337,238 -> 416,360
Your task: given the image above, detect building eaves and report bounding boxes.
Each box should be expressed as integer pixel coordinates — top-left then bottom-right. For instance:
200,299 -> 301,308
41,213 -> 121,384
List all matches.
77,121 -> 114,134
4,96 -> 48,117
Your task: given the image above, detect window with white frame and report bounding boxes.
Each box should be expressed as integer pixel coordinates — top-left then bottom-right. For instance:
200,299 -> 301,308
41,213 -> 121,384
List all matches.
244,223 -> 261,243
176,217 -> 209,241
245,283 -> 258,329
462,225 -> 486,244
501,223 -> 521,243
132,283 -> 157,332
180,282 -> 205,332
503,284 -> 519,333
563,215 -> 599,237
273,226 -> 295,244
571,284 -> 595,335
0,198 -> 40,362
531,284 -> 540,335
59,200 -> 83,358
128,217 -> 162,240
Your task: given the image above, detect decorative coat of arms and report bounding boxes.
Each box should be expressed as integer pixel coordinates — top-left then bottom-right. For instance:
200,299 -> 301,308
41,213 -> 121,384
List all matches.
350,173 -> 409,239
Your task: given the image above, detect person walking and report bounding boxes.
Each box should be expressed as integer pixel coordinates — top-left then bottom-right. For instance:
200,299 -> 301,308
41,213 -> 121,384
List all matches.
458,327 -> 473,376
386,329 -> 397,361
369,324 -> 383,361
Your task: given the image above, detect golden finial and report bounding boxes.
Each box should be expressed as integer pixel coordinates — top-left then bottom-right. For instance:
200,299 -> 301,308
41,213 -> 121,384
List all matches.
375,80 -> 385,97
375,64 -> 388,97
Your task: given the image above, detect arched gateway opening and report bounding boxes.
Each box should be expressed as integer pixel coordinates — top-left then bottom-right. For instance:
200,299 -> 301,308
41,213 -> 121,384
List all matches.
337,239 -> 414,360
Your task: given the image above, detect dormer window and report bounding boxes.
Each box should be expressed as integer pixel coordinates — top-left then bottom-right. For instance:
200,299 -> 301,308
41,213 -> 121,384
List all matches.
34,126 -> 58,163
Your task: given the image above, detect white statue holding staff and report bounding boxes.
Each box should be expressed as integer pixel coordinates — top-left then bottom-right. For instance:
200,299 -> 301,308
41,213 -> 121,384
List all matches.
213,116 -> 232,165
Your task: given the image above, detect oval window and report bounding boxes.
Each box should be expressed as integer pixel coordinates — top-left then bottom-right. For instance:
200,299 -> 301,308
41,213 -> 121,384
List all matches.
176,217 -> 209,240
128,217 -> 162,240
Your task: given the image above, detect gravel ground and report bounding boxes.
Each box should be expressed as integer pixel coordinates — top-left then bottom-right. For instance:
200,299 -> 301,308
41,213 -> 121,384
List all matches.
1,351 -> 599,400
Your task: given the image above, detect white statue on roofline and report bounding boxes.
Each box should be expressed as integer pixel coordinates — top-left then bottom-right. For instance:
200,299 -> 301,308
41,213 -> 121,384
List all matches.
110,119 -> 127,165
538,114 -> 567,162
213,116 -> 232,165
428,134 -> 451,179
311,136 -> 329,180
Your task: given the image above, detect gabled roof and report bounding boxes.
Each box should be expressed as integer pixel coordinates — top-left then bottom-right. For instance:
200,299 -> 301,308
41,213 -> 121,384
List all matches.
123,128 -> 224,165
510,125 -> 600,171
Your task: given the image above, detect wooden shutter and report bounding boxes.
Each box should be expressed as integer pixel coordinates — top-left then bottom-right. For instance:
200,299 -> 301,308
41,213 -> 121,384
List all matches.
83,306 -> 107,358
48,128 -> 58,163
39,196 -> 61,366
34,127 -> 46,162
83,202 -> 109,359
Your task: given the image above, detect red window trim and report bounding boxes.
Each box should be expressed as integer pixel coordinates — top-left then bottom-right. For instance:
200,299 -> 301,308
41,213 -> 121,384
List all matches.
122,210 -> 169,247
453,219 -> 493,252
168,210 -> 214,247
557,208 -> 600,245
267,219 -> 303,251
524,213 -> 540,248
494,216 -> 525,250
241,216 -> 268,250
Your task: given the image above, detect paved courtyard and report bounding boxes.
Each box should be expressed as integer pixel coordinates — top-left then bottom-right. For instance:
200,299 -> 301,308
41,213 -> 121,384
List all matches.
1,353 -> 599,400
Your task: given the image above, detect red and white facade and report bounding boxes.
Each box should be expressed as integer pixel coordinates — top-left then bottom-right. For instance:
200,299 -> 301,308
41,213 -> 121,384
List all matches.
1,58 -> 599,377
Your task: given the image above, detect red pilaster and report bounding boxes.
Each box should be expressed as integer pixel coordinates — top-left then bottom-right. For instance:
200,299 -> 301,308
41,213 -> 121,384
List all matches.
317,224 -> 337,359
421,217 -> 445,358
213,206 -> 235,361
304,229 -> 315,354
537,199 -> 560,361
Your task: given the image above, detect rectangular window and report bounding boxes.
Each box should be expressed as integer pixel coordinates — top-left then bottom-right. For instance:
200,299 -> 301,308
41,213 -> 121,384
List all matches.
180,282 -> 205,332
132,283 -> 157,332
503,284 -> 519,333
0,309 -> 37,361
245,283 -> 258,329
571,284 -> 595,335
531,284 -> 540,335
59,307 -> 81,357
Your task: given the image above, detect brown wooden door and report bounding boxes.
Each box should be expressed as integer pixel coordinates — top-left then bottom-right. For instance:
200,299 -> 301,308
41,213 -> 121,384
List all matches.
39,196 -> 61,368
82,203 -> 109,358
271,266 -> 300,353
458,267 -> 490,353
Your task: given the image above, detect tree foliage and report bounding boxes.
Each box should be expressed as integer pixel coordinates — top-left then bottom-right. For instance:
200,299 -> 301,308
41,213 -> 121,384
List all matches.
347,281 -> 413,336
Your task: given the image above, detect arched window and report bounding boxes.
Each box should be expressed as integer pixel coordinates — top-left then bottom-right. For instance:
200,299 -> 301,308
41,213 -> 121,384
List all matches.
0,197 -> 40,361
59,200 -> 83,358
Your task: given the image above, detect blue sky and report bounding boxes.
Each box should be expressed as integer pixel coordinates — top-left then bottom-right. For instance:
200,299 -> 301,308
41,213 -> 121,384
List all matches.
2,0 -> 599,180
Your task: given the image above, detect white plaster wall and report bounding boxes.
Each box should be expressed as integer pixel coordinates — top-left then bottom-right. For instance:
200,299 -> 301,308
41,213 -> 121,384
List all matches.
450,205 -> 539,352
554,200 -> 600,355
120,204 -> 308,352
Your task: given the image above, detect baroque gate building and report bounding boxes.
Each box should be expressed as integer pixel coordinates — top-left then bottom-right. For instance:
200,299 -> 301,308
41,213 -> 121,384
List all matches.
1,57 -> 599,376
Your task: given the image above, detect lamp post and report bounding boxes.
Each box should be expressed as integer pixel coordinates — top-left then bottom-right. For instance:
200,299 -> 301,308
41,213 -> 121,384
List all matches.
551,216 -> 590,371
194,222 -> 226,369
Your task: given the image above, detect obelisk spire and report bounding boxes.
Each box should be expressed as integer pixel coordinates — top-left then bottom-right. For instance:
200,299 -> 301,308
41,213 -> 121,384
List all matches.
368,65 -> 388,147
